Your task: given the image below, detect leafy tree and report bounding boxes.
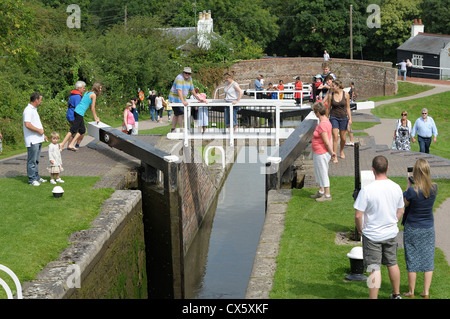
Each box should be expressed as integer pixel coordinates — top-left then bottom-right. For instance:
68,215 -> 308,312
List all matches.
365,0 -> 421,61
420,0 -> 450,35
0,0 -> 38,66
266,0 -> 367,58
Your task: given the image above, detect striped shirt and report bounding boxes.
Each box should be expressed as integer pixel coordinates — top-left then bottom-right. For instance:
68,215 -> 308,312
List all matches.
169,74 -> 194,103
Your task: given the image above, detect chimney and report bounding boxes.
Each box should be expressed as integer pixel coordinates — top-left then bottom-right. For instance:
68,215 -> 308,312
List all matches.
197,10 -> 213,49
411,18 -> 424,38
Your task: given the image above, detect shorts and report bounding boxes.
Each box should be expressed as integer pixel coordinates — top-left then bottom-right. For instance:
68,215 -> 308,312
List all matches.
70,112 -> 86,135
173,106 -> 184,116
362,234 -> 398,271
329,116 -> 348,131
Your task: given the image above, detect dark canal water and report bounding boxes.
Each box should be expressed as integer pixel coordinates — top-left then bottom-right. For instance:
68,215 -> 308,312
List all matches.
184,146 -> 270,299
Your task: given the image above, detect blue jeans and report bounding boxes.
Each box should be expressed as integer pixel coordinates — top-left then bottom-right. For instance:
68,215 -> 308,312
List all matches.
27,142 -> 42,184
224,105 -> 238,127
418,135 -> 431,153
149,106 -> 156,121
400,69 -> 406,81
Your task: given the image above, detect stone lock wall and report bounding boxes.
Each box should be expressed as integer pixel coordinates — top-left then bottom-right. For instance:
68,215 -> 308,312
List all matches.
22,189 -> 147,299
179,145 -> 234,256
229,57 -> 397,100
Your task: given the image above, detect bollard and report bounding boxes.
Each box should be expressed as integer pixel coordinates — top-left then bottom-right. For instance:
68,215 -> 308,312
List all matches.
345,246 -> 367,281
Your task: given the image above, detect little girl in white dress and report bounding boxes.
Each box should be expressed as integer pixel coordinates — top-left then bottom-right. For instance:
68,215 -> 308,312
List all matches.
47,132 -> 64,184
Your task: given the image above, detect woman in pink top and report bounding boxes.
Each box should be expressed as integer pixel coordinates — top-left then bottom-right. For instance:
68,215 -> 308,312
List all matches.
123,102 -> 135,135
310,102 -> 336,202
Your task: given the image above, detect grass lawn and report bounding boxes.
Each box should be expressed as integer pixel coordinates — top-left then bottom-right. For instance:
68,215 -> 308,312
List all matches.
270,177 -> 450,299
0,176 -> 114,298
368,81 -> 434,102
371,90 -> 450,159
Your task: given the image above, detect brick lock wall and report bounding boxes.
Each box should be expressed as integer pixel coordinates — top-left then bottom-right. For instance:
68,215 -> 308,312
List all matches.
229,57 -> 397,100
180,155 -> 219,255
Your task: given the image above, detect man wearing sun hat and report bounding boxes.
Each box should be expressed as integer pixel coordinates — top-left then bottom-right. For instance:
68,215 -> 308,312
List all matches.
168,67 -> 207,132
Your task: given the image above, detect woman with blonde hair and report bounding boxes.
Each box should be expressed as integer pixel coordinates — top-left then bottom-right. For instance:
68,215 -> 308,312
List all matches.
402,159 -> 438,299
326,79 -> 351,163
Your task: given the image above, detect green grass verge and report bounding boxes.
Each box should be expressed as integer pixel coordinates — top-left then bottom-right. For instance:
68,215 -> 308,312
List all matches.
270,177 -> 450,299
368,82 -> 434,102
371,90 -> 450,159
0,176 -> 114,298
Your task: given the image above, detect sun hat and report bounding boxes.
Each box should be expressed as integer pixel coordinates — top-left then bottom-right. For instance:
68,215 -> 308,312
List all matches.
183,67 -> 192,74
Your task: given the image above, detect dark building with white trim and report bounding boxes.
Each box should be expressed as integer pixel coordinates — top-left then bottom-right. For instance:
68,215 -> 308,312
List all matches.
397,19 -> 450,80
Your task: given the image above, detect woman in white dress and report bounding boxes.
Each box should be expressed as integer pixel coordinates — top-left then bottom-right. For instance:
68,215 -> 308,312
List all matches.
393,110 -> 412,150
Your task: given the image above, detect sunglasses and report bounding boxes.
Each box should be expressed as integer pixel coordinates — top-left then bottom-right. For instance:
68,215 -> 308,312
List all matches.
422,112 -> 427,115
401,114 -> 407,116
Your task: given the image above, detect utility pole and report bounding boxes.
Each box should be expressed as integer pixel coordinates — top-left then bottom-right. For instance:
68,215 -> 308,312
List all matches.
350,5 -> 353,60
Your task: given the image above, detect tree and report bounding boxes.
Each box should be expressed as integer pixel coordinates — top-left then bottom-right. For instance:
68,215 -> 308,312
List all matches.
420,0 -> 450,35
365,0 -> 421,61
0,0 -> 37,66
266,0 -> 368,58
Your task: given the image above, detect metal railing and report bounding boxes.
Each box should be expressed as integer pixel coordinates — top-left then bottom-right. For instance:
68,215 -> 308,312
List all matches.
167,99 -> 312,147
214,84 -> 313,107
409,65 -> 450,80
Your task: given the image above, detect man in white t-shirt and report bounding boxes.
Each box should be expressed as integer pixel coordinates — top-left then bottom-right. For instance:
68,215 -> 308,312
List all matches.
23,92 -> 48,186
354,155 -> 404,299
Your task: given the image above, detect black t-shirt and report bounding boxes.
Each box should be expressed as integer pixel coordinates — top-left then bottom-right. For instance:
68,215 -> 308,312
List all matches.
148,95 -> 156,106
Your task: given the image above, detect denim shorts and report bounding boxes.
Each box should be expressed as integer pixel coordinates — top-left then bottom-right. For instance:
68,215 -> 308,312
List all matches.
329,116 -> 348,131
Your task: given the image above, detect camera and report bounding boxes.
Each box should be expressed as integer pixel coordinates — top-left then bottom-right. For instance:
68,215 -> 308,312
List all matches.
407,167 -> 414,184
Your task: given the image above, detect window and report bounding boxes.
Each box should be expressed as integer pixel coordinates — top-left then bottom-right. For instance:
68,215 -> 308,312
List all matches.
412,54 -> 423,69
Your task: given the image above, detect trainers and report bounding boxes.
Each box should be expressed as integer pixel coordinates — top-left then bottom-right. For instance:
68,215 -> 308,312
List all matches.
50,179 -> 57,184
310,191 -> 324,199
389,293 -> 402,299
346,142 -> 354,146
56,178 -> 64,183
39,178 -> 47,183
30,180 -> 40,186
316,195 -> 332,202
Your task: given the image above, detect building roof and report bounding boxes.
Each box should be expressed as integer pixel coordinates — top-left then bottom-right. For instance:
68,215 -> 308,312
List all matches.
397,33 -> 450,55
159,27 -> 196,40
